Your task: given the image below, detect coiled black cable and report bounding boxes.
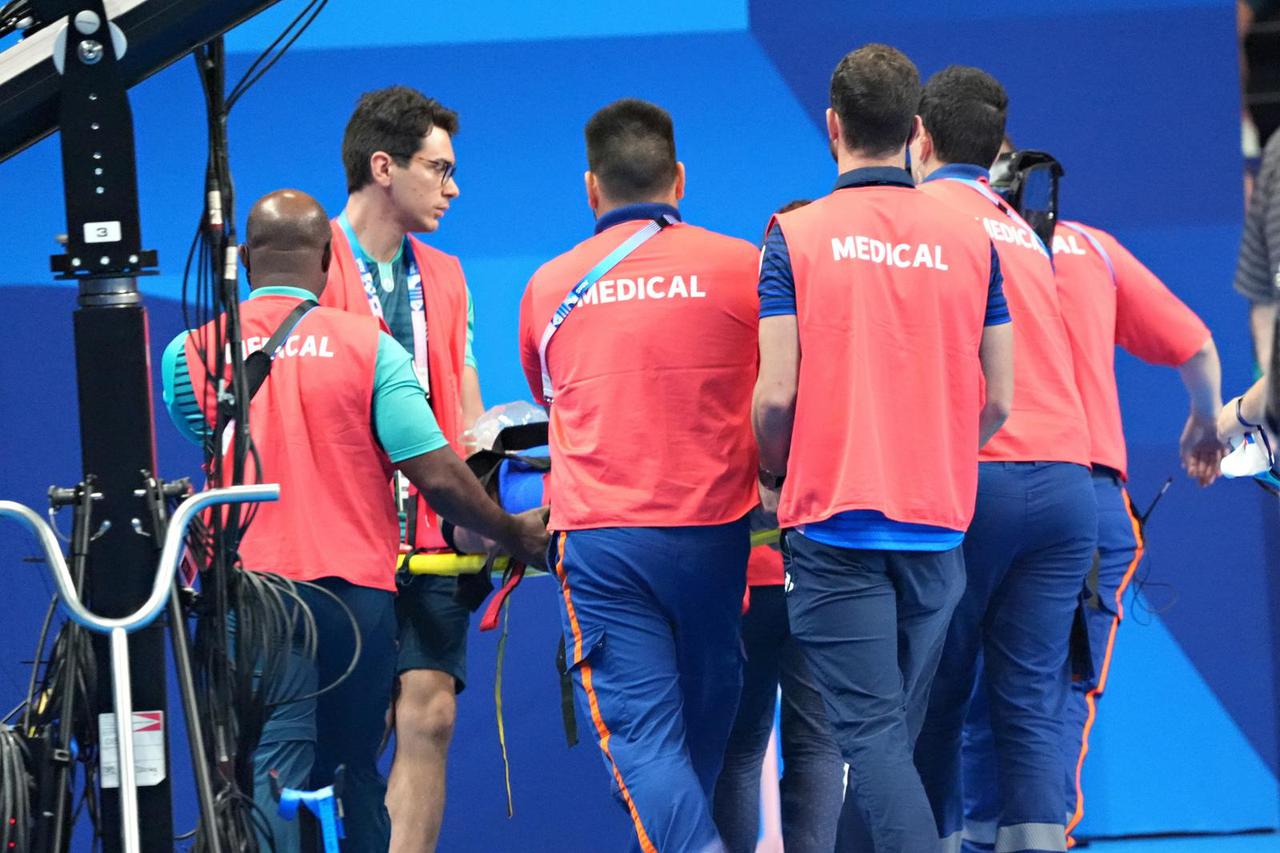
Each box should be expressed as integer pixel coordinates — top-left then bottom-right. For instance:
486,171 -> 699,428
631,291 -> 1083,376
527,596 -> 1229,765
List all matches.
0,724 -> 33,852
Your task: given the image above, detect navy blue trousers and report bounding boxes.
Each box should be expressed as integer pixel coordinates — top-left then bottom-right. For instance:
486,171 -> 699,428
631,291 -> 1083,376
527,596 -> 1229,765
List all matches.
960,470 -> 1142,849
712,584 -> 843,853
916,462 -> 1096,853
552,522 -> 749,853
247,577 -> 398,853
786,531 -> 965,853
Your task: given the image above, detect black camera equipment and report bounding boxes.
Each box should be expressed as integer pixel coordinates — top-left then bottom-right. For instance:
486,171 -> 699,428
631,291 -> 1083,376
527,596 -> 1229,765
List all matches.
989,149 -> 1065,249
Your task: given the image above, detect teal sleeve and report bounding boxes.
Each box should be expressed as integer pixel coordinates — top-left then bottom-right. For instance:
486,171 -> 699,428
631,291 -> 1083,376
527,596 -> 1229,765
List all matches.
374,332 -> 451,462
464,284 -> 478,371
160,331 -> 208,446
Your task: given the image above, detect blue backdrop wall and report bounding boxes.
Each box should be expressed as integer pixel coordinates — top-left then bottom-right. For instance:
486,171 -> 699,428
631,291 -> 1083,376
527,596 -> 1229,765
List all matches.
0,1 -> 1274,848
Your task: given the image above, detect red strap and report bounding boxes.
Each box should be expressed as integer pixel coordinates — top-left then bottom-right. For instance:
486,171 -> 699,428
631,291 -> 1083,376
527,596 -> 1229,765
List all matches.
479,562 -> 527,631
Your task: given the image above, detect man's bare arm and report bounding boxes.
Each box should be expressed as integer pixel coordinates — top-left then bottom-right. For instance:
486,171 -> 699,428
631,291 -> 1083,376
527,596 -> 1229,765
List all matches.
753,315 -> 800,478
397,447 -> 548,568
978,323 -> 1013,447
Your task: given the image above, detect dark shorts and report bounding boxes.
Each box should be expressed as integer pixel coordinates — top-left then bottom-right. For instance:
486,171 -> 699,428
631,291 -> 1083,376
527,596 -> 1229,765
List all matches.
395,572 -> 470,692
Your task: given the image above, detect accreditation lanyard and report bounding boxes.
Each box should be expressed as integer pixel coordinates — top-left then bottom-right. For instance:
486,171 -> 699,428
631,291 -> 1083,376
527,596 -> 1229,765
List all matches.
339,215 -> 430,396
537,215 -> 676,403
1059,221 -> 1116,284
953,177 -> 1051,259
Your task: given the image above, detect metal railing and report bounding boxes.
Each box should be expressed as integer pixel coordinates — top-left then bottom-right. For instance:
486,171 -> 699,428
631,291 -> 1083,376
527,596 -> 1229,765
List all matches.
0,483 -> 279,853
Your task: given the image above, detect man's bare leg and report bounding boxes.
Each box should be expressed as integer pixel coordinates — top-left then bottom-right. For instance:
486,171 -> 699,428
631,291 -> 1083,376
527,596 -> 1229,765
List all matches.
387,669 -> 457,853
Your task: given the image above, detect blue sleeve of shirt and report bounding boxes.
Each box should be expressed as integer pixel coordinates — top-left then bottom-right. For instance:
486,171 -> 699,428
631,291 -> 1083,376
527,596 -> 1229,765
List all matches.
160,330 -> 209,446
758,223 -> 797,318
373,332 -> 451,463
985,242 -> 1011,326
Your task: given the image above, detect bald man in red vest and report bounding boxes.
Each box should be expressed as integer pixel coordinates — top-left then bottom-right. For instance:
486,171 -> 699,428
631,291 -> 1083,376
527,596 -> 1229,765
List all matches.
162,189 -> 547,851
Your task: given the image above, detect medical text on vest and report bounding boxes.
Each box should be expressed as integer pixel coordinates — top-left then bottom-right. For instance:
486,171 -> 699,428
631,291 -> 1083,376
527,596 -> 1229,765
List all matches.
983,217 -> 1042,253
1052,234 -> 1088,256
578,275 -> 706,305
830,236 -> 949,270
227,335 -> 337,362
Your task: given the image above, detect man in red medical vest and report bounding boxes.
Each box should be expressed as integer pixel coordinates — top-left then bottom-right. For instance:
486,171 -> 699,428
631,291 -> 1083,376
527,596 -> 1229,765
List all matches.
162,189 -> 547,851
753,45 -> 1013,852
519,98 -> 761,852
958,146 -> 1224,850
322,86 -> 480,852
910,67 -> 1097,853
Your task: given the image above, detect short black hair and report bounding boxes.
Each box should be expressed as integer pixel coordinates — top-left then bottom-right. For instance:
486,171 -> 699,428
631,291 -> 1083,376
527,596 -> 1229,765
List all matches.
342,86 -> 459,193
829,44 -> 920,157
919,66 -> 1009,168
584,99 -> 678,204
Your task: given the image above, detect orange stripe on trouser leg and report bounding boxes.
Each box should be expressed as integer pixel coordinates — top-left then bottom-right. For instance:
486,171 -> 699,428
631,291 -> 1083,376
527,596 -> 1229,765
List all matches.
1066,491 -> 1146,839
556,535 -> 658,853
555,536 -> 584,662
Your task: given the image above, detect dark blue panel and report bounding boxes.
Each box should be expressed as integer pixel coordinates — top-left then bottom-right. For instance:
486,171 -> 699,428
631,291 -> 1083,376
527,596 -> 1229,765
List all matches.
748,2 -> 1240,230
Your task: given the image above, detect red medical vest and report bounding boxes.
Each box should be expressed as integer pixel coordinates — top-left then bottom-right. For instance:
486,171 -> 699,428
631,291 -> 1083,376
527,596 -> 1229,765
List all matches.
1053,221 -> 1210,479
186,295 -> 400,591
519,219 -> 760,531
920,177 -> 1091,466
775,186 -> 994,532
324,220 -> 469,551
747,545 -> 784,587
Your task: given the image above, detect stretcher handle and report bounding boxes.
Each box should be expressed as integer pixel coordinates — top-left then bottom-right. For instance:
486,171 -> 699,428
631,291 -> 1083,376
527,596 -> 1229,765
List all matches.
400,528 -> 780,577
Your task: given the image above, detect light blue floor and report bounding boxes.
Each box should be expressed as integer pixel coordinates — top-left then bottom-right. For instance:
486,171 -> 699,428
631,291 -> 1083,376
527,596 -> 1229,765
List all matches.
1087,834 -> 1280,852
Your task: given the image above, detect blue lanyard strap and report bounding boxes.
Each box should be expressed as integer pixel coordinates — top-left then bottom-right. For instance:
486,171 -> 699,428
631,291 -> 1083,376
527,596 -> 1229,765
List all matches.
1059,221 -> 1116,284
537,215 -> 677,402
953,178 -> 1051,258
338,213 -> 430,394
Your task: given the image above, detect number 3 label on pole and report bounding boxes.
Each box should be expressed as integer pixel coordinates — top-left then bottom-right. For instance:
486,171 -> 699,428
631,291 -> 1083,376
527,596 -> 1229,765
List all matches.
84,220 -> 122,243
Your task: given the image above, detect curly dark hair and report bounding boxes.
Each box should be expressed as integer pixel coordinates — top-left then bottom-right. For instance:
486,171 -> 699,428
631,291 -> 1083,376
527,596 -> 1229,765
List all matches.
918,66 -> 1009,168
342,86 -> 459,193
829,44 -> 920,157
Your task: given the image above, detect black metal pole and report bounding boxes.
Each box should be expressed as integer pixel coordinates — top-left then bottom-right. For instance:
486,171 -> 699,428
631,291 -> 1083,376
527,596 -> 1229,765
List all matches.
73,287 -> 172,851
44,1 -> 170,846
167,585 -> 223,853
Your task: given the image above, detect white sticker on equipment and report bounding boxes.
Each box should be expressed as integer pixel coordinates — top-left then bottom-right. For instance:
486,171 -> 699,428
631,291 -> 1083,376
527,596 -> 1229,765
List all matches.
98,711 -> 166,788
84,221 -> 122,244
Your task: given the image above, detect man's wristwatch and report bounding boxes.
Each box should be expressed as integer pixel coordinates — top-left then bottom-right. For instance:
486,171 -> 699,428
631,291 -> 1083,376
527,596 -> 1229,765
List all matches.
758,467 -> 786,490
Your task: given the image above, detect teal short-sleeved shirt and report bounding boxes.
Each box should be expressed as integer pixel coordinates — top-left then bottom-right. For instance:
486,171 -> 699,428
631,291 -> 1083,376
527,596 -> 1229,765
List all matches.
161,286 -> 448,462
336,212 -> 477,372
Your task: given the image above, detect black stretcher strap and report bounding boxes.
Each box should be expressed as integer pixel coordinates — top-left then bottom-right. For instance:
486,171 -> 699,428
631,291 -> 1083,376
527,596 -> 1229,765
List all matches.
232,298 -> 319,410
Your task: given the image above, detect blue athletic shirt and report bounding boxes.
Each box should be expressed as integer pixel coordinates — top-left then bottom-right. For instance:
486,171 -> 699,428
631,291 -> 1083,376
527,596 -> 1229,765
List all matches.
759,166 -> 1010,551
336,211 -> 478,371
161,285 -> 448,462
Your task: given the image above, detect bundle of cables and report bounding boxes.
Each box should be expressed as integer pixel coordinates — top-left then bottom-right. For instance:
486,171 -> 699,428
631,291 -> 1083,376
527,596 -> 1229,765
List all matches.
1,723 -> 34,852
177,4 -> 352,849
0,569 -> 101,850
179,558 -> 361,851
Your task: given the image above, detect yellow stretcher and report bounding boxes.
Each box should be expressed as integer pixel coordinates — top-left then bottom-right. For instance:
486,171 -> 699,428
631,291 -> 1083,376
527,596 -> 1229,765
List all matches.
401,528 -> 781,575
